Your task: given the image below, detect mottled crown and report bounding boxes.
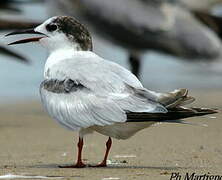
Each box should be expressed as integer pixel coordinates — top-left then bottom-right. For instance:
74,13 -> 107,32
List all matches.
50,16 -> 93,51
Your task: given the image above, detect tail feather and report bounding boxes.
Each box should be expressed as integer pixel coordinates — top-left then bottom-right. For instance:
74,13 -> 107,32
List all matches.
178,96 -> 195,106
126,107 -> 218,122
127,88 -> 218,123
158,89 -> 195,108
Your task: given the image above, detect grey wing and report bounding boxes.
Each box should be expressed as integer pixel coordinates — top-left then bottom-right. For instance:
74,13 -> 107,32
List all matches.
45,56 -> 167,129
40,84 -> 127,130
41,84 -> 166,130
52,55 -> 163,106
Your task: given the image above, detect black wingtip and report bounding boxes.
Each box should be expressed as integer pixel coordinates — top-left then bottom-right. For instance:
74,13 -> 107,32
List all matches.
191,107 -> 219,115
126,107 -> 219,123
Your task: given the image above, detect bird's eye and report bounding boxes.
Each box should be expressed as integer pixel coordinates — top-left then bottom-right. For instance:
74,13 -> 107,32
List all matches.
46,24 -> 58,32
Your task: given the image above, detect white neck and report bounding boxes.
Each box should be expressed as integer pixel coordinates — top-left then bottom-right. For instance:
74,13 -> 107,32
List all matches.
43,48 -> 93,78
44,48 -> 73,78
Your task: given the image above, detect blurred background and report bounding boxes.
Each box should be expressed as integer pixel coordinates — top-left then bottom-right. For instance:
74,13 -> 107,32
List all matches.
0,1 -> 222,178
0,0 -> 222,103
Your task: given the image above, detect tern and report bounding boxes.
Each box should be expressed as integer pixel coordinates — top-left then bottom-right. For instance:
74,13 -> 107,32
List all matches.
6,16 -> 217,168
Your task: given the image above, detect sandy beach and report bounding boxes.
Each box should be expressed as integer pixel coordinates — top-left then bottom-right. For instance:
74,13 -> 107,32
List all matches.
0,90 -> 221,180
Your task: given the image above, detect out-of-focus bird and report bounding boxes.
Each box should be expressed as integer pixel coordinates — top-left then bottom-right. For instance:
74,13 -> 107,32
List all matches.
0,19 -> 40,31
46,0 -> 222,77
0,0 -> 42,63
176,0 -> 222,48
7,16 -> 218,167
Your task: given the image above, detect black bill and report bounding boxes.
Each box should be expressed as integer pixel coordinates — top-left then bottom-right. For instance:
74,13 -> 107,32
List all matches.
6,29 -> 47,45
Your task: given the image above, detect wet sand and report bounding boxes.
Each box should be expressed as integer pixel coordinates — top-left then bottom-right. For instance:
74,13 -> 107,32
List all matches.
0,90 -> 222,180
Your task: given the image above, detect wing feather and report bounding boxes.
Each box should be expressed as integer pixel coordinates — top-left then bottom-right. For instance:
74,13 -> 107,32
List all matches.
41,53 -> 167,130
40,89 -> 126,130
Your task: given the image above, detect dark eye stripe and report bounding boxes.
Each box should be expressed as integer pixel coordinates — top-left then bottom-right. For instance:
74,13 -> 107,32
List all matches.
46,24 -> 58,32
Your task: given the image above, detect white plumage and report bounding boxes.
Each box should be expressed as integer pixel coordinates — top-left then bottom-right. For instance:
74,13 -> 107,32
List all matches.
40,50 -> 166,136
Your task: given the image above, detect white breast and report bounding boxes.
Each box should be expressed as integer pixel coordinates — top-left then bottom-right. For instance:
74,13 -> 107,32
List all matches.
44,49 -> 96,79
44,48 -> 74,78
41,49 -> 97,131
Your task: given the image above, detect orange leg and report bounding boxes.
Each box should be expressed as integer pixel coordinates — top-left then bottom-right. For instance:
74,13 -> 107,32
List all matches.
90,137 -> 112,167
59,137 -> 86,168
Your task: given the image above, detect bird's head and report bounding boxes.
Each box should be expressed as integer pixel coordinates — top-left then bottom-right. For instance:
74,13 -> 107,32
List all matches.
6,16 -> 93,52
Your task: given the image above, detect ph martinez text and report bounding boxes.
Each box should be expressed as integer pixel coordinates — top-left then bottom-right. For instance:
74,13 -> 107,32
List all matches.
170,172 -> 222,180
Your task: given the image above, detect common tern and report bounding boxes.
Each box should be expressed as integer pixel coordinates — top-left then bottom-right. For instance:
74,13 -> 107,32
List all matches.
6,16 -> 218,168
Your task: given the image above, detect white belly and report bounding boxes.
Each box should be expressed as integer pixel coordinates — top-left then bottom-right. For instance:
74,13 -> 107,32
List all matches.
40,87 -> 155,139
40,87 -> 156,139
91,122 -> 155,140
